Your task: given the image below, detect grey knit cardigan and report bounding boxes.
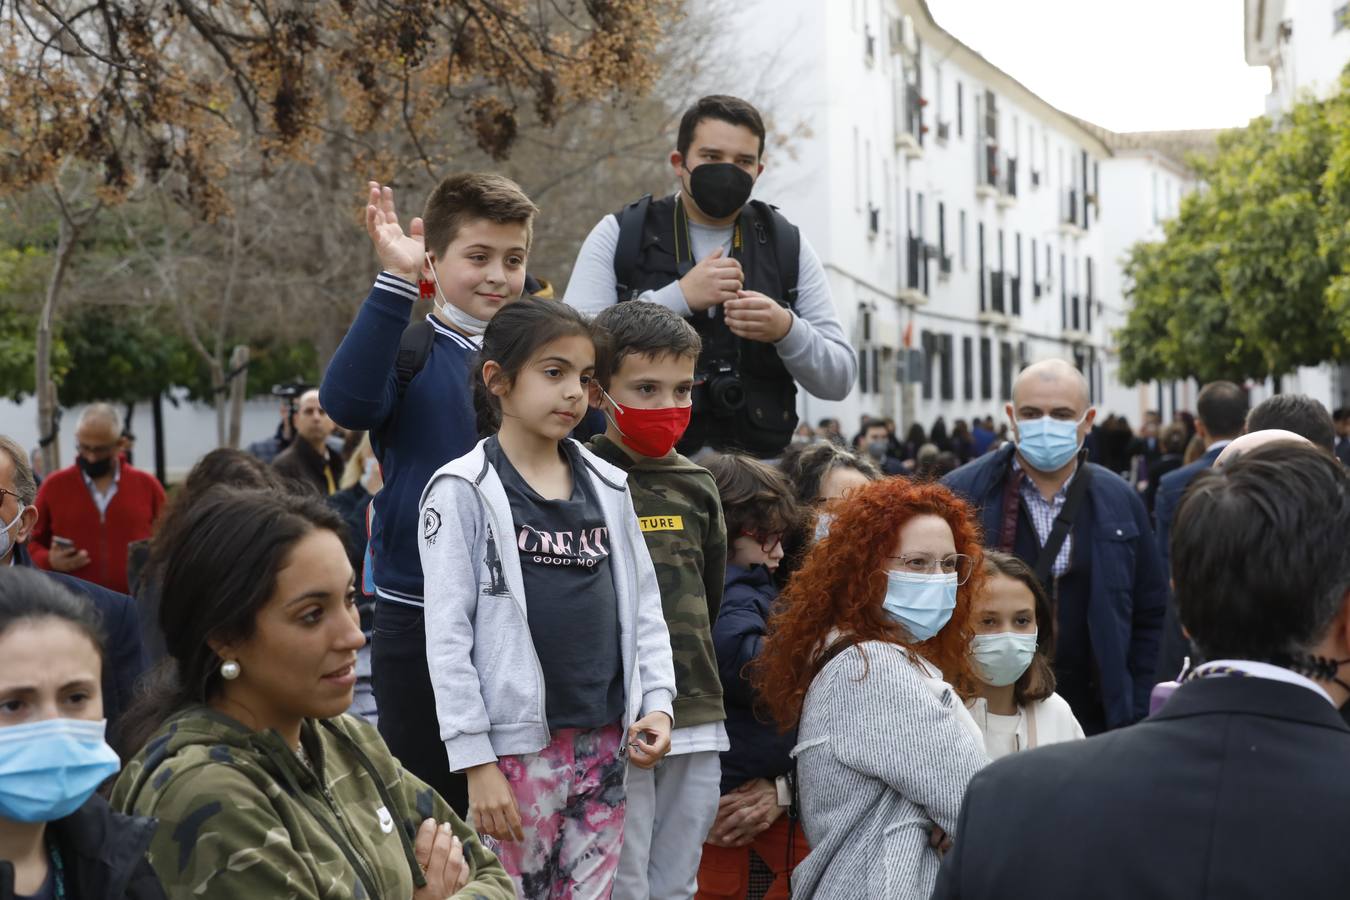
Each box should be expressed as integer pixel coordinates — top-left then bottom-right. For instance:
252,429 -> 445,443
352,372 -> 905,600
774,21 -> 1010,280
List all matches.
790,641 -> 989,899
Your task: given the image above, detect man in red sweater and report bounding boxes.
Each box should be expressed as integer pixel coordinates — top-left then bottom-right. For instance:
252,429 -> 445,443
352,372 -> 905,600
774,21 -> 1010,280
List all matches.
29,403 -> 165,593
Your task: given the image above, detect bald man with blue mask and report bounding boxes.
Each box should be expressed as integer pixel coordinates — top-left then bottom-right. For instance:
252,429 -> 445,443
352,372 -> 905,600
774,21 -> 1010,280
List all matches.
943,359 -> 1167,734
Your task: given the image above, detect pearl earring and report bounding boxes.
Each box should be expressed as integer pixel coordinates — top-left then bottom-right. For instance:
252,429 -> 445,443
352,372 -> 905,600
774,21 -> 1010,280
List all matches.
220,660 -> 241,680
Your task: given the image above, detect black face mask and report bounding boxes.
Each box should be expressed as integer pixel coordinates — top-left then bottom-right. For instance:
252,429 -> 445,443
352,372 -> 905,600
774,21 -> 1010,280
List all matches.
685,162 -> 754,220
77,456 -> 113,479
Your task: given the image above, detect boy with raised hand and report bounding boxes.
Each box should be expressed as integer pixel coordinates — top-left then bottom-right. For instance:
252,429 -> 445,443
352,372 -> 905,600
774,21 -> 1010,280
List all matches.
320,175 -> 537,815
587,301 -> 728,899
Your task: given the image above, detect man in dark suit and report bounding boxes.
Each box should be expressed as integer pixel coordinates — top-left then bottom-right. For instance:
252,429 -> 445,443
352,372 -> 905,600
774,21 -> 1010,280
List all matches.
1152,381 -> 1246,680
1335,407 -> 1350,465
0,435 -> 146,733
933,442 -> 1350,900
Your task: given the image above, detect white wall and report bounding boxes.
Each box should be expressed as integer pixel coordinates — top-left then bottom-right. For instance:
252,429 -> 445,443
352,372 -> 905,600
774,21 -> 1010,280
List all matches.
0,393 -> 285,483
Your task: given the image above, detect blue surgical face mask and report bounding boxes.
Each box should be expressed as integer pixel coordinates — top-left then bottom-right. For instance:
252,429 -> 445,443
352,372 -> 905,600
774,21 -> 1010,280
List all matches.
971,631 -> 1039,687
882,571 -> 958,642
1015,413 -> 1087,472
0,718 -> 121,823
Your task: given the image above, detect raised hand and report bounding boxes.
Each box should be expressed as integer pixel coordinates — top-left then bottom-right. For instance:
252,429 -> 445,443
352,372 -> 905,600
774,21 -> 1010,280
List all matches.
365,181 -> 425,282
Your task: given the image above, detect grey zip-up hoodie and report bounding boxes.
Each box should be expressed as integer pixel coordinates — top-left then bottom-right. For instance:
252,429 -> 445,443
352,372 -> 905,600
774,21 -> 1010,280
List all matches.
418,437 -> 677,773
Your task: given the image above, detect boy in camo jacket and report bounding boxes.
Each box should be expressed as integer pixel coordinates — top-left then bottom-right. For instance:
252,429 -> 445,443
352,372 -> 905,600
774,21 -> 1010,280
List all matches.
587,302 -> 729,899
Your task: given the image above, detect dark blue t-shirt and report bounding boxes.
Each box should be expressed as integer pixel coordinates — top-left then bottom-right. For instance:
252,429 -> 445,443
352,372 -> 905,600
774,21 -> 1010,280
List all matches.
485,437 -> 624,730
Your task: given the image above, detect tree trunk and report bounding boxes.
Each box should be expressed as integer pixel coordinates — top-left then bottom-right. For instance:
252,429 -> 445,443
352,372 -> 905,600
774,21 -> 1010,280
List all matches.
35,214 -> 78,475
152,391 -> 167,486
226,344 -> 250,449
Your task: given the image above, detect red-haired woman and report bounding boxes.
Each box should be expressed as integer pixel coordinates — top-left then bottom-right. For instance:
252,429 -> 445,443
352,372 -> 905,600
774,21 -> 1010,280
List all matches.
754,478 -> 990,899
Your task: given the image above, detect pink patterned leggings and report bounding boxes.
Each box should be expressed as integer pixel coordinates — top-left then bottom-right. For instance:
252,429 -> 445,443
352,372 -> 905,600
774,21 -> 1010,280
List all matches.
494,721 -> 627,900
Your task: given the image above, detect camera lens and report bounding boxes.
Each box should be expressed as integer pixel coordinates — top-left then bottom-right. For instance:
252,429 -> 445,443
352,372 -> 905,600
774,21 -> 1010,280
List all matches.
711,376 -> 746,411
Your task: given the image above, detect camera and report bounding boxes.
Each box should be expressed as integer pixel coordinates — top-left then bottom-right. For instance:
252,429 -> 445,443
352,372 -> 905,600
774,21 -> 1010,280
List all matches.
271,381 -> 307,401
699,360 -> 746,414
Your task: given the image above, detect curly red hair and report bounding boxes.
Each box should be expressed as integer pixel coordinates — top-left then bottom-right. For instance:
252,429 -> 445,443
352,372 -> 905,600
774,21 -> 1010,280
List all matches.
753,477 -> 987,731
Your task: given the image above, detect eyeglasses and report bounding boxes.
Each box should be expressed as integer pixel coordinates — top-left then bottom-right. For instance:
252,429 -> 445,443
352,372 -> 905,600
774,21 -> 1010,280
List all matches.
889,553 -> 974,585
0,487 -> 21,506
740,531 -> 784,554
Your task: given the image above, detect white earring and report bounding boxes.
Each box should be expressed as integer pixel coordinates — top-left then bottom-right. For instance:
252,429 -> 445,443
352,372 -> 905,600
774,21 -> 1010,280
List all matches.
220,660 -> 241,681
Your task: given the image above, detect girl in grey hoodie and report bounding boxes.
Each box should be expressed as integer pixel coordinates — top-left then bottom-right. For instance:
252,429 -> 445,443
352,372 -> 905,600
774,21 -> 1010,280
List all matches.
418,299 -> 675,900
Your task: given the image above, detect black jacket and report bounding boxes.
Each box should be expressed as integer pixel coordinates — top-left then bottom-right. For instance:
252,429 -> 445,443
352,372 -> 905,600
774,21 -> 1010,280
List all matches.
0,794 -> 164,899
932,675 -> 1350,900
272,439 -> 342,497
942,444 -> 1167,730
11,545 -> 147,734
712,564 -> 796,795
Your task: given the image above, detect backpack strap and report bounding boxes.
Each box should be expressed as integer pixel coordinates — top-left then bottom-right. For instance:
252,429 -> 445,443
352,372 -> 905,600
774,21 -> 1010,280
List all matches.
612,194 -> 653,302
1032,450 -> 1093,588
394,319 -> 436,399
750,200 -> 801,307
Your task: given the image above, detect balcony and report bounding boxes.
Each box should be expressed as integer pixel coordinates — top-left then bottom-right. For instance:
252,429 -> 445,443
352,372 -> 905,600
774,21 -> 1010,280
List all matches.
896,83 -> 925,158
997,156 -> 1018,209
1059,189 -> 1086,238
976,143 -> 999,200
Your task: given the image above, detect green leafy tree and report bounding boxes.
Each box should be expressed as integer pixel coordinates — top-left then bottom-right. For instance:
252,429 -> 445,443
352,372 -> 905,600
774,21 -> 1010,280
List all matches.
1118,78 -> 1350,384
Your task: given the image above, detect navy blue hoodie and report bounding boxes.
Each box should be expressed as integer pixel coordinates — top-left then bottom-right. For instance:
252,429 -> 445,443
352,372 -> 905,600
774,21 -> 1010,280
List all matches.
319,274 -> 479,605
714,563 -> 797,795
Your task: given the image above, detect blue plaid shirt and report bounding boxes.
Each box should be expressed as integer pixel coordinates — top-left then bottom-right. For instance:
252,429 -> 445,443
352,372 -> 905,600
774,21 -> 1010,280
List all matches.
1013,458 -> 1077,577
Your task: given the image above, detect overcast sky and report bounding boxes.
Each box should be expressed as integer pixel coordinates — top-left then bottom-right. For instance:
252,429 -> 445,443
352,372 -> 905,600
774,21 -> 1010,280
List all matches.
925,0 -> 1272,132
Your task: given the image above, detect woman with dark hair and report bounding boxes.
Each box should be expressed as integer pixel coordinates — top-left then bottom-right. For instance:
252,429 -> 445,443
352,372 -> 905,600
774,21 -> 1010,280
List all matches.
901,423 -> 927,463
928,417 -> 951,453
754,479 -> 989,899
774,443 -> 880,587
949,420 -> 974,465
110,489 -> 512,899
127,448 -> 287,665
0,567 -> 165,899
959,552 -> 1084,760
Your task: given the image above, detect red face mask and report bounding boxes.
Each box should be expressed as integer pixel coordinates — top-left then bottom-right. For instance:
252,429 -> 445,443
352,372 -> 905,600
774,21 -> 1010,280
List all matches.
601,389 -> 692,458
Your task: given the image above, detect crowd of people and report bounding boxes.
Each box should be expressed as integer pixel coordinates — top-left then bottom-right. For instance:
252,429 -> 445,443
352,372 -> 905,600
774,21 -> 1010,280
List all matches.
3,93 -> 1350,900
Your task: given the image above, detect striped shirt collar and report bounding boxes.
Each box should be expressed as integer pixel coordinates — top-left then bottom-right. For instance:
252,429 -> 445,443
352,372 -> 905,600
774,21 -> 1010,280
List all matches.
426,313 -> 481,350
1194,659 -> 1335,705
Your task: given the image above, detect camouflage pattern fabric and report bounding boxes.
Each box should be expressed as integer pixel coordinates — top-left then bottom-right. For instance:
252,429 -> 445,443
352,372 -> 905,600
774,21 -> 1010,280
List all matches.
588,435 -> 728,728
110,706 -> 514,899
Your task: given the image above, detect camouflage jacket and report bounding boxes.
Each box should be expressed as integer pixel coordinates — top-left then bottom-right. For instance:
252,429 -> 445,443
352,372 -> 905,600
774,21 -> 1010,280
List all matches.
589,435 -> 728,728
109,707 -> 514,900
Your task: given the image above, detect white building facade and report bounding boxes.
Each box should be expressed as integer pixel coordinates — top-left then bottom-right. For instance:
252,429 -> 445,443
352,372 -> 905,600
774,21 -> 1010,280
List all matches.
748,0 -> 1140,433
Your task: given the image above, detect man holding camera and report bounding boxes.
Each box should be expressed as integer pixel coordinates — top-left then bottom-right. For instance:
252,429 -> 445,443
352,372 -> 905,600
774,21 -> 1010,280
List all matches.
566,94 -> 855,459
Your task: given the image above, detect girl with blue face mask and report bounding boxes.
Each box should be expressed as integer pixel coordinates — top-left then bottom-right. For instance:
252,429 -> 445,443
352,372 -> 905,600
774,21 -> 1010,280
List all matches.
961,552 -> 1085,761
751,479 -> 991,900
0,566 -> 165,899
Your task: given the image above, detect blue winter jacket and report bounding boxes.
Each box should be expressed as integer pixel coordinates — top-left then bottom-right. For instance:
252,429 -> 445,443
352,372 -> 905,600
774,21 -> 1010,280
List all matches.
942,444 -> 1167,728
713,564 -> 797,795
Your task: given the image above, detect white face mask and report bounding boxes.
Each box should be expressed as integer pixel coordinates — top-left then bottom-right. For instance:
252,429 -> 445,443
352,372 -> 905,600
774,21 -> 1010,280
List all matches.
0,503 -> 26,559
425,253 -> 490,340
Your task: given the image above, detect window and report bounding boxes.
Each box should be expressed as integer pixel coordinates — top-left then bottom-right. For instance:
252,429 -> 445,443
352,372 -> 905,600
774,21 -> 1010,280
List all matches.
853,128 -> 860,211
956,82 -> 964,137
980,337 -> 993,400
865,138 -> 873,209
921,330 -> 935,400
959,209 -> 968,270
977,222 -> 986,311
938,202 -> 947,256
962,336 -> 974,400
999,340 -> 1014,401
1031,237 -> 1039,295
1060,253 -> 1068,329
940,334 -> 955,401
